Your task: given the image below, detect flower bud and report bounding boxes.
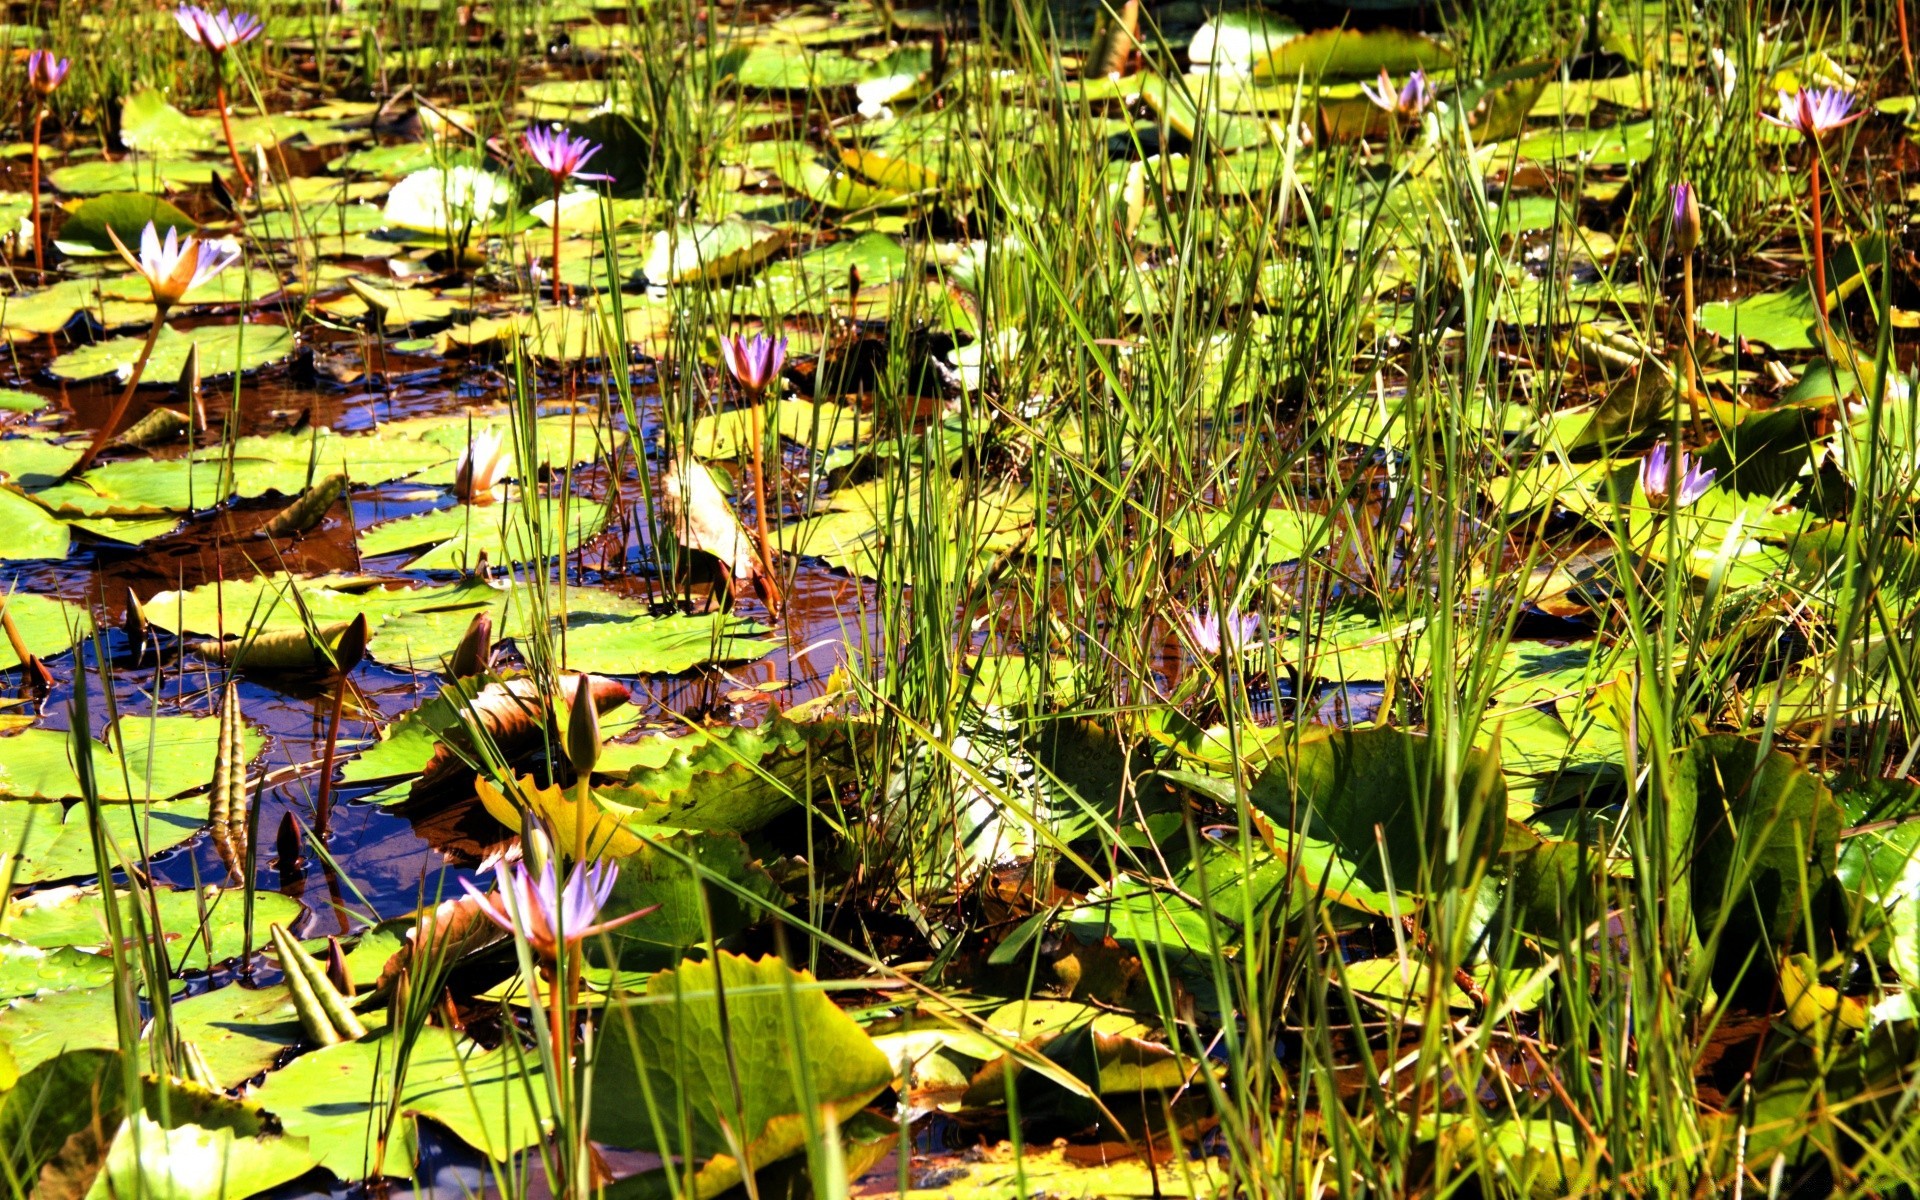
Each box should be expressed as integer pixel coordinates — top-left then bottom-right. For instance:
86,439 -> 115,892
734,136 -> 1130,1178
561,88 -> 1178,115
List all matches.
1671,181 -> 1701,254
449,609 -> 493,678
564,673 -> 600,777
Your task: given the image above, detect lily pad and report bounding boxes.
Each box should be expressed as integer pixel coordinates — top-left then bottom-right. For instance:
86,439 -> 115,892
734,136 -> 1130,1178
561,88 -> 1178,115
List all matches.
1,885 -> 300,972
590,952 -> 893,1172
52,191 -> 196,254
248,1030 -> 551,1180
0,796 -> 207,883
48,323 -> 297,383
0,713 -> 263,803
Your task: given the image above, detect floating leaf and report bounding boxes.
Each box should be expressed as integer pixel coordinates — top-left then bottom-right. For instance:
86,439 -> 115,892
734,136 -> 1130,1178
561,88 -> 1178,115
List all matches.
1683,735 -> 1843,958
49,323 -> 296,383
0,796 -> 206,883
0,713 -> 262,803
590,952 -> 893,1174
248,1030 -> 550,1180
52,191 -> 195,254
642,219 -> 787,285
1252,28 -> 1450,81
1250,726 -> 1507,891
2,885 -> 299,972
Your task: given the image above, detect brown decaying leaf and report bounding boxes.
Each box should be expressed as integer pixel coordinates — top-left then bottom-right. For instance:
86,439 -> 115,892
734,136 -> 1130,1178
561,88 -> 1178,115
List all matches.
418,672 -> 630,793
369,891 -> 511,1005
660,456 -> 759,582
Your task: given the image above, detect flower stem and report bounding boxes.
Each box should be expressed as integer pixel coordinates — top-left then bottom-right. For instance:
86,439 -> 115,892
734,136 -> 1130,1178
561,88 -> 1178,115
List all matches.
29,108 -> 45,274
551,179 -> 564,307
746,395 -> 784,617
213,79 -> 254,196
72,310 -> 167,476
1681,252 -> 1701,436
1902,1 -> 1916,90
1809,150 -> 1830,346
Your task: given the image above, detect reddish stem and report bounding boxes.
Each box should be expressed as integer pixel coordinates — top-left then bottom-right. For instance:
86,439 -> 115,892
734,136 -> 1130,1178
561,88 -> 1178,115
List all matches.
213,78 -> 254,196
1902,1 -> 1916,89
551,178 -> 564,307
29,108 -> 45,274
72,309 -> 166,475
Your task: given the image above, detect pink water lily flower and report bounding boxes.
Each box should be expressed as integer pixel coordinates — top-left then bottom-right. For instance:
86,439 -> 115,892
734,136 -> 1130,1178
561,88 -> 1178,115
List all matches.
1639,442 -> 1717,507
1361,68 -> 1432,118
106,221 -> 240,312
523,125 -> 613,184
719,333 -> 787,394
26,51 -> 70,96
1186,607 -> 1259,657
1762,87 -> 1862,138
175,5 -> 264,53
460,858 -> 647,961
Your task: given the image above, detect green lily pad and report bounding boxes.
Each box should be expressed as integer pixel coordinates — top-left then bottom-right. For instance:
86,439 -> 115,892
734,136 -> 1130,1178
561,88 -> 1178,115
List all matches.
356,494 -> 608,570
1250,726 -> 1508,892
0,713 -> 263,803
0,487 -> 70,560
590,953 -> 893,1166
1251,28 -> 1449,81
1684,735 -> 1843,955
48,323 -> 297,383
51,191 -> 196,254
48,159 -> 218,196
0,796 -> 207,882
90,1109 -> 319,1200
642,219 -> 787,285
0,938 -> 117,1000
1699,285 -> 1819,351
1,885 -> 299,972
0,592 -> 85,668
0,986 -> 120,1075
248,1030 -> 551,1180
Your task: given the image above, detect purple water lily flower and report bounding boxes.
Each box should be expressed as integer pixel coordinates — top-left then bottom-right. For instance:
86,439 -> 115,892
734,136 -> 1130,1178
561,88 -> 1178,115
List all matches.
1186,607 -> 1259,657
1639,442 -> 1717,507
523,125 -> 613,184
1361,68 -> 1432,118
719,333 -> 787,394
1762,87 -> 1862,138
26,51 -> 69,97
175,5 -> 264,53
460,858 -> 645,961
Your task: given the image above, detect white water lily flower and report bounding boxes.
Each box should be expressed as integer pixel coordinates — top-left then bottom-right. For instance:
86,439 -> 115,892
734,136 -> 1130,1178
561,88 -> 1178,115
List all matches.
454,428 -> 513,501
384,165 -> 513,235
107,221 -> 240,311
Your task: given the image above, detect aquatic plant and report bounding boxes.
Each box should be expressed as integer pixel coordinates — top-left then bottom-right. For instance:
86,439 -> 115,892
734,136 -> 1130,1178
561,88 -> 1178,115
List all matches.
1361,67 -> 1433,118
523,124 -> 611,305
73,222 -> 239,471
23,50 -> 67,272
176,5 -> 265,193
1639,441 -> 1717,507
1763,86 -> 1862,340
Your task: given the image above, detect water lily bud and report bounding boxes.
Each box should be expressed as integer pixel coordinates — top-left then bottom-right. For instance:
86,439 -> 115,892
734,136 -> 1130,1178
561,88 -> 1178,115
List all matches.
564,673 -> 601,776
1671,181 -> 1701,254
325,935 -> 355,999
449,609 -> 494,679
331,612 -> 369,675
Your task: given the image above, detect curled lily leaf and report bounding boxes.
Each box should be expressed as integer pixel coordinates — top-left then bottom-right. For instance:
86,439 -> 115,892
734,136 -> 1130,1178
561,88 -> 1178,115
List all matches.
210,681 -> 249,884
190,618 -> 360,671
269,922 -> 368,1045
111,406 -> 191,450
260,471 -> 348,540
